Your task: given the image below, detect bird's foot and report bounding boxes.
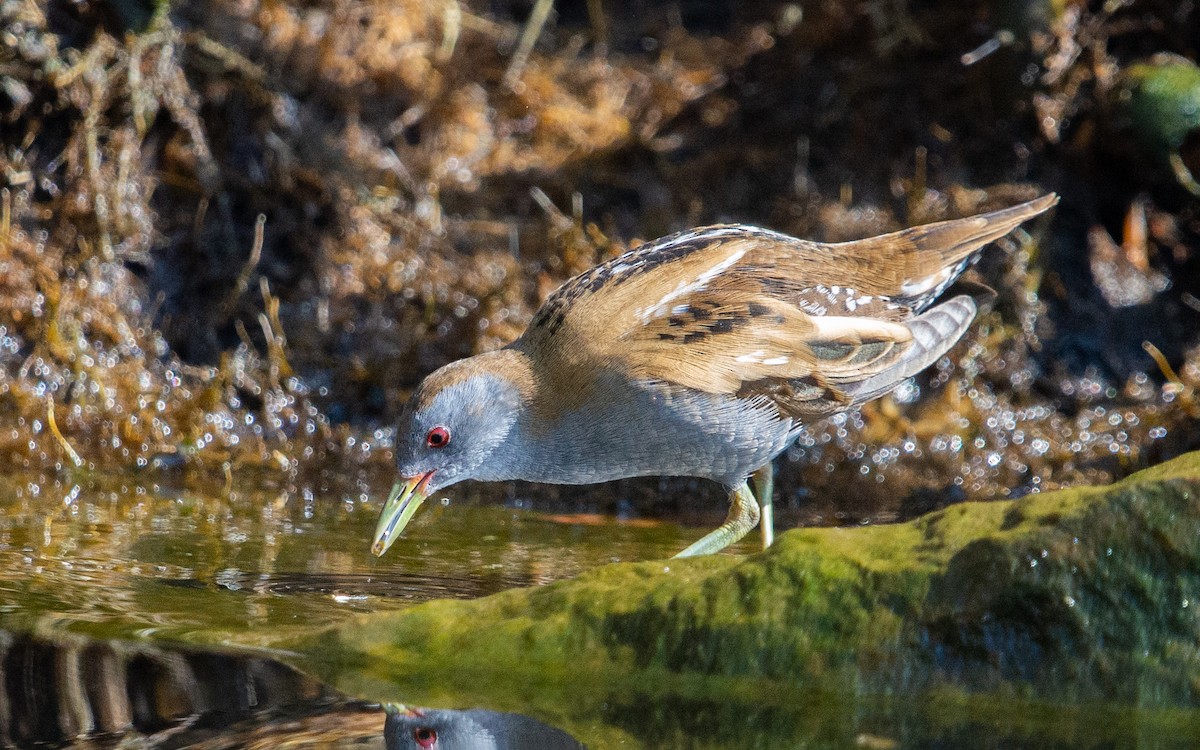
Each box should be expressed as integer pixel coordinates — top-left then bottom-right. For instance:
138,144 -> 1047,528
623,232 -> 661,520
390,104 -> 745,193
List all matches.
674,482 -> 760,557
753,464 -> 774,550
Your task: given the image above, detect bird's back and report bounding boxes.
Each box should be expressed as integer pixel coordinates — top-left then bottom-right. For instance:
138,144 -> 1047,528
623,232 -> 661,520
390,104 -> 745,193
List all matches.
516,194 -> 1057,423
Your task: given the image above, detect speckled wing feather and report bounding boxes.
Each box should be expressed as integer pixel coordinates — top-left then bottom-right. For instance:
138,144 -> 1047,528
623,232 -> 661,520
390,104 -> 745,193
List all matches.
519,194 -> 1057,417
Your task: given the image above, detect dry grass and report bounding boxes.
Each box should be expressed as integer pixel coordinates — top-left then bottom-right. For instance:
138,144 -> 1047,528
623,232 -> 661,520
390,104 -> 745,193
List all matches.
0,0 -> 1198,516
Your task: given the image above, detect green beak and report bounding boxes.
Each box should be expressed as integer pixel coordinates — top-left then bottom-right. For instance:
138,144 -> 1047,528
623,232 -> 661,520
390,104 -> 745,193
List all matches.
371,472 -> 433,557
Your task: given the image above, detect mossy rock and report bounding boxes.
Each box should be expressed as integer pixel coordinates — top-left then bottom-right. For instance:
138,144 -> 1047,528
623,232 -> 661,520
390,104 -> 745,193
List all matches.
281,452 -> 1200,710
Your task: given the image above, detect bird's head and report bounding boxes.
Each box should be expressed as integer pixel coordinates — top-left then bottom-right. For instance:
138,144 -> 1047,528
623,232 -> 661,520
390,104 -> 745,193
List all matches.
372,351 -> 530,557
383,703 -> 583,750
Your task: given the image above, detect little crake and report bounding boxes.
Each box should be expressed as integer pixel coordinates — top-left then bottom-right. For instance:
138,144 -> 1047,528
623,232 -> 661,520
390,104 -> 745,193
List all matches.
372,194 -> 1059,558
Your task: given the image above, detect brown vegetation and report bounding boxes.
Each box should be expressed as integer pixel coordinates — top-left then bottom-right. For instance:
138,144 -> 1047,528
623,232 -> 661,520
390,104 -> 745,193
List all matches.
1,0 -> 1198,520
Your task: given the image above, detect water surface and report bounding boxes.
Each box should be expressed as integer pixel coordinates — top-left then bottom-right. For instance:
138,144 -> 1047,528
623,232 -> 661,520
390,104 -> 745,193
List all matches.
2,472 -> 1198,749
0,471 -> 704,643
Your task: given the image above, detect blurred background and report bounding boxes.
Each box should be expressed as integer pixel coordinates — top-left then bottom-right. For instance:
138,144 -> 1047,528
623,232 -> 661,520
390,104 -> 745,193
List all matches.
2,0 -> 1199,522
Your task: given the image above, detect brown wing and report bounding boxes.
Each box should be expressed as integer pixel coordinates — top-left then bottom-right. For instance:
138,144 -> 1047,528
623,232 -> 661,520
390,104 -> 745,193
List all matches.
518,195 -> 1056,417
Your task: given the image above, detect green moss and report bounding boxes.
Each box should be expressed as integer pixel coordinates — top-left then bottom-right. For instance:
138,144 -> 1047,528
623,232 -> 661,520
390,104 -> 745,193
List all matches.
1119,55 -> 1200,158
275,452 -> 1200,713
1115,53 -> 1200,190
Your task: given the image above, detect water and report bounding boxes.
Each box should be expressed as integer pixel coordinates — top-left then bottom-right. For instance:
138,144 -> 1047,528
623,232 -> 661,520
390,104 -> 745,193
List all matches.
1,472 -> 1199,748
0,471 -> 700,643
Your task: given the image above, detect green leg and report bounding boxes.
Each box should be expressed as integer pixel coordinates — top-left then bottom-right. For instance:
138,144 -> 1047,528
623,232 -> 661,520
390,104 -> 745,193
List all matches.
674,482 -> 760,558
753,463 -> 775,550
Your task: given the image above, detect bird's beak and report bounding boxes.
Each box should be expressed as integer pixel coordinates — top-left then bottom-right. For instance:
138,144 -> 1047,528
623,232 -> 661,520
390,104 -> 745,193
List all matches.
371,471 -> 434,557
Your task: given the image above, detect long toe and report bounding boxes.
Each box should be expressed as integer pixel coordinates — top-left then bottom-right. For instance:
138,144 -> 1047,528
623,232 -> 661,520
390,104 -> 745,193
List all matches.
675,482 -> 761,557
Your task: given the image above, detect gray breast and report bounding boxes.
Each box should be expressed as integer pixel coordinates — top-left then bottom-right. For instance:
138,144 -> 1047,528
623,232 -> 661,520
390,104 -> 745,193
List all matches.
481,373 -> 795,488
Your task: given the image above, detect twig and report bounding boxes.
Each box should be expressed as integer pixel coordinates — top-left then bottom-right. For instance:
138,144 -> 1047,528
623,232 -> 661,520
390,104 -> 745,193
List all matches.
530,186 -> 571,230
503,0 -> 554,89
586,0 -> 609,49
184,31 -> 268,85
438,1 -> 462,62
1143,341 -> 1181,385
218,213 -> 265,324
84,72 -> 114,261
0,187 -> 10,257
258,277 -> 293,390
1169,153 -> 1200,197
47,396 -> 84,469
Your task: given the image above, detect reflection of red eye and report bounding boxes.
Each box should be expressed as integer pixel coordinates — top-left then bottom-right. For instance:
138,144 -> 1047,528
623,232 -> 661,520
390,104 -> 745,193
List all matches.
413,726 -> 437,748
426,426 -> 450,448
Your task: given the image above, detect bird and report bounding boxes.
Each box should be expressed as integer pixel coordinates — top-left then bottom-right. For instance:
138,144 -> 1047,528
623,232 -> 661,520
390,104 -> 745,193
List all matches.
383,704 -> 584,750
371,193 -> 1059,559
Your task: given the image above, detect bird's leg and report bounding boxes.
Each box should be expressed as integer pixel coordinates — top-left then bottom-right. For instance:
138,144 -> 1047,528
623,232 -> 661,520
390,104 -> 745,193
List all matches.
674,481 -> 760,557
752,464 -> 774,550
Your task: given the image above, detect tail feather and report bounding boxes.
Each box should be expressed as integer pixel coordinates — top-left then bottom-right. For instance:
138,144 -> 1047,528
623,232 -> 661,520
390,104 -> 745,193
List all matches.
830,193 -> 1058,310
899,193 -> 1060,268
843,295 -> 978,405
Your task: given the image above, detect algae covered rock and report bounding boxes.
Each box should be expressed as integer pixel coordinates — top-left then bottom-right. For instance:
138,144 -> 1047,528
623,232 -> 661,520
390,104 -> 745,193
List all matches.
293,452 -> 1200,708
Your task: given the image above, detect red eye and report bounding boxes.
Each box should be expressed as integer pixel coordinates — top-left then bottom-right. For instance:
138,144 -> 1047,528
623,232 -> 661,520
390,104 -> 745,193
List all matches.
426,426 -> 450,448
413,726 -> 437,748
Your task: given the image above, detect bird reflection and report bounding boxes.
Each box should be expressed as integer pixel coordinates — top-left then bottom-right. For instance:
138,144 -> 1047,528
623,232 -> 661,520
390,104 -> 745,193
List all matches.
384,703 -> 584,749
